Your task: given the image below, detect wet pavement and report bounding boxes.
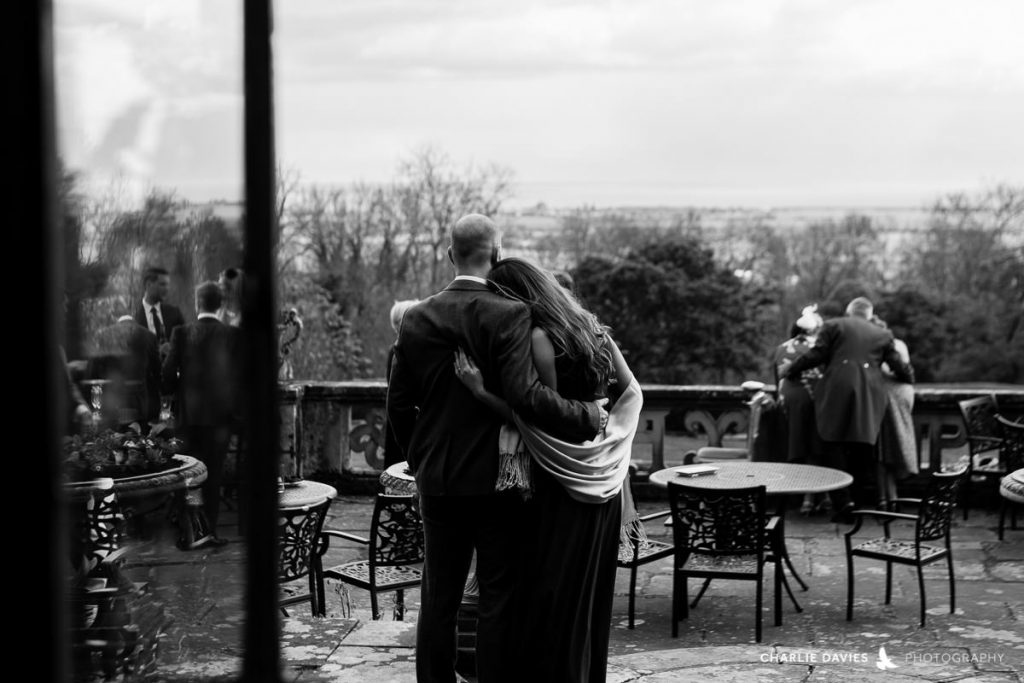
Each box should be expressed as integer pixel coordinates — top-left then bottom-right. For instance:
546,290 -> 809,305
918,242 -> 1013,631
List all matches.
116,491 -> 1024,682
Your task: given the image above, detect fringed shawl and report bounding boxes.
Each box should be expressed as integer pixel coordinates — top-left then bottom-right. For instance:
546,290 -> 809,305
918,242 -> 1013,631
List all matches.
496,377 -> 646,545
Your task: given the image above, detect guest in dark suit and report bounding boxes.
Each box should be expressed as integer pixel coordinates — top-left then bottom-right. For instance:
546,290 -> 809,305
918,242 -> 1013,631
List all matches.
61,344 -> 93,435
87,311 -> 161,428
216,267 -> 244,328
783,296 -> 914,523
134,266 -> 186,359
162,281 -> 241,546
61,292 -> 93,435
387,213 -> 606,683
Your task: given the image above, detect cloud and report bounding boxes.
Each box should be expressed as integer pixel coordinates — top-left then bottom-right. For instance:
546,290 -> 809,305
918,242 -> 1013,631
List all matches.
55,0 -> 1024,207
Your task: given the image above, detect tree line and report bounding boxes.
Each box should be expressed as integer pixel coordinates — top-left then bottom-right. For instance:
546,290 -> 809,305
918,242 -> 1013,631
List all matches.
62,149 -> 1023,385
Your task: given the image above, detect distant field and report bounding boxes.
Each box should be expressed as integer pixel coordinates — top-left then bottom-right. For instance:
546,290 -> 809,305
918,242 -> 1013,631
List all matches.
500,205 -> 934,235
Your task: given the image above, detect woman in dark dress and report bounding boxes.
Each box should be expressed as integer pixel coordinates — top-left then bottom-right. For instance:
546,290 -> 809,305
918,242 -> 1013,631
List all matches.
384,299 -> 419,468
771,305 -> 826,514
454,257 -> 638,683
871,315 -> 917,506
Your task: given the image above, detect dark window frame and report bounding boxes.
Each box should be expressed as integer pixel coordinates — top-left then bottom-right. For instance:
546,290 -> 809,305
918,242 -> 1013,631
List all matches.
24,2 -> 285,680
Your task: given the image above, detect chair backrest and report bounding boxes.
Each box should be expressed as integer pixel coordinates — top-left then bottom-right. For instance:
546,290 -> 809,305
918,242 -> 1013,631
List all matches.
957,395 -> 1001,456
71,481 -> 126,575
370,494 -> 425,569
278,498 -> 332,583
996,415 -> 1024,473
917,469 -> 968,542
691,382 -> 778,463
667,482 -> 766,558
693,447 -> 749,463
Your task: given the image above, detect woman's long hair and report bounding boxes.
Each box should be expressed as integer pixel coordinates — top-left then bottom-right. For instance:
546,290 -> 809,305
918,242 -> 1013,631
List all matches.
488,257 -> 614,390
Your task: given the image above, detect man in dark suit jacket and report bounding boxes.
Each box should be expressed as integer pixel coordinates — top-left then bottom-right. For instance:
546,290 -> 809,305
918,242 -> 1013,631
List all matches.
387,214 -> 606,683
134,266 -> 187,358
87,312 -> 161,428
784,296 -> 913,522
162,281 -> 240,546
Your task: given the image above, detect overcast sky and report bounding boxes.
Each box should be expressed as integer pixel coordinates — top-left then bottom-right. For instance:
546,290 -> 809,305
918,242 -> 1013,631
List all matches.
54,0 -> 1024,209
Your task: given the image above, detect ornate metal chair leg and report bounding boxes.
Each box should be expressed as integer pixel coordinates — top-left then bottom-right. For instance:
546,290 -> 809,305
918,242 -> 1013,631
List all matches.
947,551 -> 956,615
779,569 -> 802,612
916,564 -> 927,628
845,555 -> 855,621
176,488 -> 212,550
690,578 -> 712,608
394,590 -> 405,620
628,566 -> 638,629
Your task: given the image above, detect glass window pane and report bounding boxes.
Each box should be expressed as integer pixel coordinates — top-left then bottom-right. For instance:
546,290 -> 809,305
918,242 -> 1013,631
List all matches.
54,3 -> 248,680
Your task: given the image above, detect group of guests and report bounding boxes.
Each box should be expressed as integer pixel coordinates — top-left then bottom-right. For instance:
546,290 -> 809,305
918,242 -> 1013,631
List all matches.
72,265 -> 245,547
773,296 -> 916,522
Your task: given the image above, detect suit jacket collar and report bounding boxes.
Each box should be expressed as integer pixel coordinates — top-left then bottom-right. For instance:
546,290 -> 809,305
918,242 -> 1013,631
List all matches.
445,278 -> 491,293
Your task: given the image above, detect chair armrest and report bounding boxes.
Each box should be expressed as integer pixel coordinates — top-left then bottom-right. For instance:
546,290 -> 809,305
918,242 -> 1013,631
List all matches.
996,414 -> 1024,429
639,509 -> 671,523
846,509 -> 917,536
852,510 -> 918,522
884,496 -> 922,512
97,545 -> 135,567
96,540 -> 152,568
321,529 -> 369,546
967,435 -> 1005,448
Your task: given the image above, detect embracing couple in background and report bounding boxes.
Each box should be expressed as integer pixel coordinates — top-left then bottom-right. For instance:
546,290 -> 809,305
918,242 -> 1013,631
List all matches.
387,213 -> 644,683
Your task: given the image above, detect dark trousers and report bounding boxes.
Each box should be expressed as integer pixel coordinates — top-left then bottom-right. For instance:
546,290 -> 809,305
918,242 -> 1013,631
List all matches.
183,424 -> 232,533
822,440 -> 877,509
416,493 -> 527,683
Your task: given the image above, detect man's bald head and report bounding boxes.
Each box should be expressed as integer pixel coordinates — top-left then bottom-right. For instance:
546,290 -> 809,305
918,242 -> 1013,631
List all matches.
450,213 -> 500,271
846,296 -> 874,319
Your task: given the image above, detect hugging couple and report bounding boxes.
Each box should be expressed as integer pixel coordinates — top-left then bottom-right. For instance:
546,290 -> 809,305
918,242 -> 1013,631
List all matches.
387,213 -> 644,683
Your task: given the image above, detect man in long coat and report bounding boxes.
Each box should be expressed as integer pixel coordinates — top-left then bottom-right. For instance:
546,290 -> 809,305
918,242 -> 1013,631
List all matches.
784,297 -> 913,522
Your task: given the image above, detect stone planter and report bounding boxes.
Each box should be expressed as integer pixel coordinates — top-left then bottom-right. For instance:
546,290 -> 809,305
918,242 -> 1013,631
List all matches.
63,454 -> 207,502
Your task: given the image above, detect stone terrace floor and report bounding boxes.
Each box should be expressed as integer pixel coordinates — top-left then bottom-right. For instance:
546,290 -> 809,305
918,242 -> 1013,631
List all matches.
110,487 -> 1024,682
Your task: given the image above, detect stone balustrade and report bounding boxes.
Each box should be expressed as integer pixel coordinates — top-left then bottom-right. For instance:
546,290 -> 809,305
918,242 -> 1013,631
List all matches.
276,381 -> 1024,491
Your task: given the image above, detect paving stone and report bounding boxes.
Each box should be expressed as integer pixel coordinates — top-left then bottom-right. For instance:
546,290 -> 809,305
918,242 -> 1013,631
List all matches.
101,493 -> 1023,682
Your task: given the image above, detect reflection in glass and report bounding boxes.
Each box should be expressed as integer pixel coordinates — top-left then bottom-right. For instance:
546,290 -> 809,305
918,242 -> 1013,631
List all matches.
54,3 -> 246,680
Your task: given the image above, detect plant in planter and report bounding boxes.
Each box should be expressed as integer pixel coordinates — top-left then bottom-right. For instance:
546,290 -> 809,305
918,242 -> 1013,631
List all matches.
63,422 -> 184,483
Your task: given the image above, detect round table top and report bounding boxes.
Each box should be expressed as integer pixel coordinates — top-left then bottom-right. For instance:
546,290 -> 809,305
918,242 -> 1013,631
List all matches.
279,480 -> 337,509
649,461 -> 853,495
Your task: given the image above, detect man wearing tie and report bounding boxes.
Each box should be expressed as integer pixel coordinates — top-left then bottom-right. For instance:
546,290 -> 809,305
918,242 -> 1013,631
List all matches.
134,266 -> 186,360
134,266 -> 186,421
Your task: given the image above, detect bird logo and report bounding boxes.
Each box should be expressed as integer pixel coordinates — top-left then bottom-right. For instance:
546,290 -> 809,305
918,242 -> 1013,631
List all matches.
876,646 -> 899,670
